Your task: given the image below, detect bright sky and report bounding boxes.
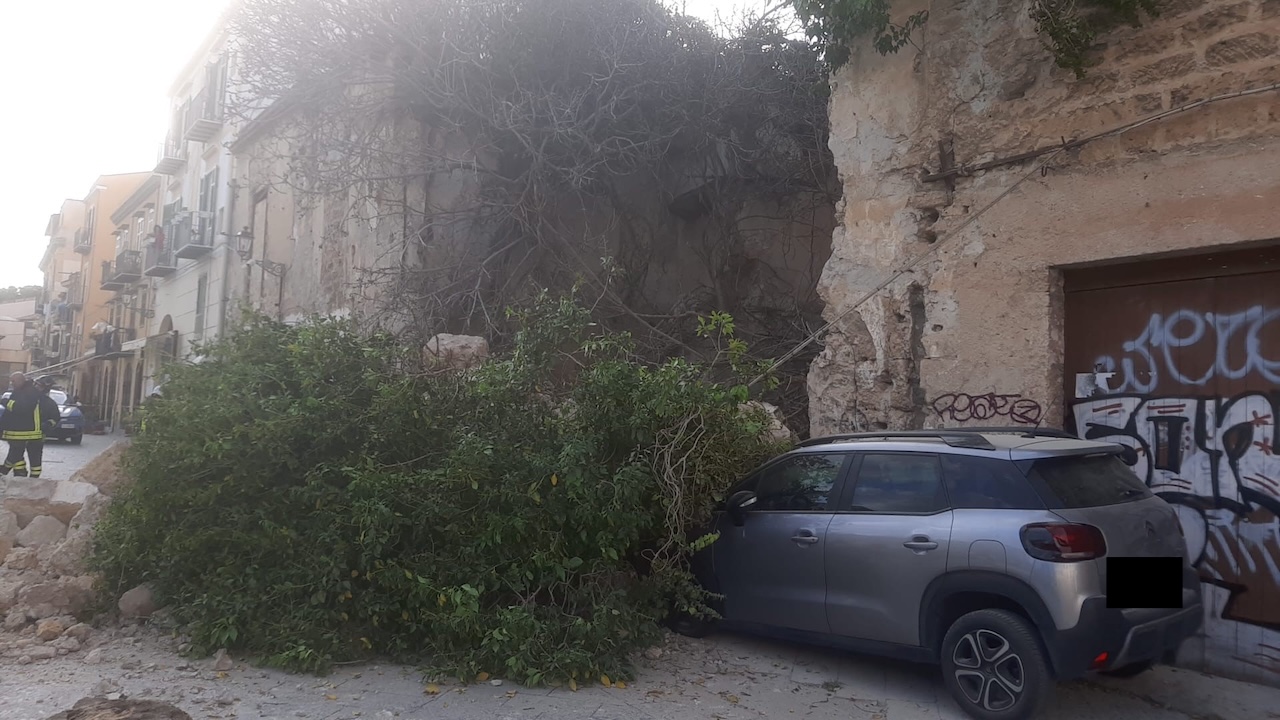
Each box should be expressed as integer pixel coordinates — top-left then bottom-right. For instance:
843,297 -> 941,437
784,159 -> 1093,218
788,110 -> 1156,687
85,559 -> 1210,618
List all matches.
0,0 -> 751,288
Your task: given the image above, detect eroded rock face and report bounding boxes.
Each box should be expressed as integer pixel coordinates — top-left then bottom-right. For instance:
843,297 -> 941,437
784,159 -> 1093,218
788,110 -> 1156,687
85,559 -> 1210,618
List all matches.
43,698 -> 193,720
423,333 -> 489,370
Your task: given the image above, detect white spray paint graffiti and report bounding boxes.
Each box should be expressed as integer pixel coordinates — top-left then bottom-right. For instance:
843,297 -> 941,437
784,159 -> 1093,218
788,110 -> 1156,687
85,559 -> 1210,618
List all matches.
1071,300 -> 1280,680
1094,306 -> 1280,393
1071,392 -> 1280,678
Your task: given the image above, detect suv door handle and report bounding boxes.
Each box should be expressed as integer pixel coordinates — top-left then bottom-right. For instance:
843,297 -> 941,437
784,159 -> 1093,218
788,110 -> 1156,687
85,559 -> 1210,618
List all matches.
790,530 -> 820,545
903,536 -> 938,551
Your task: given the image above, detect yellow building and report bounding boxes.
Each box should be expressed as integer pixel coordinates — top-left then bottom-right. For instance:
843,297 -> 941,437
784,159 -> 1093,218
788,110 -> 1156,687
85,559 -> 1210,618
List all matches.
60,172 -> 151,429
34,199 -> 86,370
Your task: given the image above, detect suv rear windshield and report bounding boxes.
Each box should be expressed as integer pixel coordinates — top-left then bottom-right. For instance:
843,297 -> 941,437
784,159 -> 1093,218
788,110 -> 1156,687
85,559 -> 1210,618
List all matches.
1015,453 -> 1152,509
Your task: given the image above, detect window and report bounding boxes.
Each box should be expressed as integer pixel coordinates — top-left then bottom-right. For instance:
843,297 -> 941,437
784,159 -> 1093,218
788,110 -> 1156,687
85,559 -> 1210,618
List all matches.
194,274 -> 208,340
1016,453 -> 1152,509
751,453 -> 846,512
941,454 -> 1044,510
847,453 -> 947,514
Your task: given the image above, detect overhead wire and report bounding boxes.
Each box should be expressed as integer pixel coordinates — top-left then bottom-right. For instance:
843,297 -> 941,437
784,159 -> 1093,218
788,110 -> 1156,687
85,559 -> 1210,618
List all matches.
750,81 -> 1280,386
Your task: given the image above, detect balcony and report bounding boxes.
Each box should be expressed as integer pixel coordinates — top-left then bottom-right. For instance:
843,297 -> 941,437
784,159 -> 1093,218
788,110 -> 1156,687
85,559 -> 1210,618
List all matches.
95,326 -> 138,359
172,212 -> 216,259
73,228 -> 92,254
154,135 -> 187,175
144,242 -> 177,277
113,249 -> 143,284
101,260 -> 125,291
64,273 -> 84,308
183,86 -> 224,143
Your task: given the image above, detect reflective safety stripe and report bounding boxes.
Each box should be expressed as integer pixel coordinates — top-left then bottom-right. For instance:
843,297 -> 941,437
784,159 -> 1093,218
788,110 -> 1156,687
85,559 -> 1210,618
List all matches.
13,461 -> 26,469
2,431 -> 43,440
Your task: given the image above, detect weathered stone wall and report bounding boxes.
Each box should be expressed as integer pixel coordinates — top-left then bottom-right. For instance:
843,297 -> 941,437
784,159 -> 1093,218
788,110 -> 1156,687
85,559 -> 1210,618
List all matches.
812,0 -> 1280,434
812,0 -> 1280,685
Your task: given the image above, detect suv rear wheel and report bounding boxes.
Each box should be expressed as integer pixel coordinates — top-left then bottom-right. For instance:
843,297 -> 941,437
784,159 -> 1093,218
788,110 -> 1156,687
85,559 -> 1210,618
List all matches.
941,609 -> 1052,720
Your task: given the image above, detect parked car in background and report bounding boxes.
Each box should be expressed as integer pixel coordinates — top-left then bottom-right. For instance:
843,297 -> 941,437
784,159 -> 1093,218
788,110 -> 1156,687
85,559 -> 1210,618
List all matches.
0,388 -> 84,445
44,389 -> 85,445
679,428 -> 1200,720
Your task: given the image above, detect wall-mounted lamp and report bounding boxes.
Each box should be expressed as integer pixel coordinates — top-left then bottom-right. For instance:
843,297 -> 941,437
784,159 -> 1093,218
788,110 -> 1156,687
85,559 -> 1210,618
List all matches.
253,258 -> 287,277
235,227 -> 254,260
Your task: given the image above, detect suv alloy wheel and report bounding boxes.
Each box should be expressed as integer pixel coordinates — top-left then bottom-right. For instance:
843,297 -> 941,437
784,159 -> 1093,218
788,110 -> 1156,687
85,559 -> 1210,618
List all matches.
940,609 -> 1052,720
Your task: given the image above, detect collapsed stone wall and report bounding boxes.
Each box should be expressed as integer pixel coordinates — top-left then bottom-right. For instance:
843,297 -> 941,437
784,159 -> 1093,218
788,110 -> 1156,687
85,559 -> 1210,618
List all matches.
0,443 -> 128,663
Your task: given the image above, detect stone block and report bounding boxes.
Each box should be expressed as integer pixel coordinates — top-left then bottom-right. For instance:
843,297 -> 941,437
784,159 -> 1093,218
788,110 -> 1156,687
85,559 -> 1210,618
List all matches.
48,481 -> 99,525
423,333 -> 489,370
16,515 -> 67,548
3,478 -> 57,527
1206,33 -> 1279,67
1179,3 -> 1250,41
1112,28 -> 1187,63
1130,52 -> 1198,85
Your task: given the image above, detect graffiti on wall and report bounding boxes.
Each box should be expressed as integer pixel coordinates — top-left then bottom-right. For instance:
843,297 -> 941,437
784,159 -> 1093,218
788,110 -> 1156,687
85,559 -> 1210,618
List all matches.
1095,305 -> 1280,393
1071,304 -> 1280,677
931,392 -> 1043,425
1072,392 -> 1280,632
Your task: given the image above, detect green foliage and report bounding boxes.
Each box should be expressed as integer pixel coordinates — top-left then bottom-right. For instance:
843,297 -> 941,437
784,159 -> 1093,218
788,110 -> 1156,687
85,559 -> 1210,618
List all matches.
791,0 -> 1160,76
92,296 -> 786,681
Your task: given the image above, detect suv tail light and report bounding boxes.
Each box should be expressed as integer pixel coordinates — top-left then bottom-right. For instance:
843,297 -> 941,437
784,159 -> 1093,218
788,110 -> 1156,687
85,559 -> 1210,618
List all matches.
1020,523 -> 1107,562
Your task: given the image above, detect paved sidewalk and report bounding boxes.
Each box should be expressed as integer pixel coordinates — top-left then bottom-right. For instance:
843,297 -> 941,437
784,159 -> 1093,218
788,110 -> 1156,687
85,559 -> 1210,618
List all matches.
2,626 -> 1278,720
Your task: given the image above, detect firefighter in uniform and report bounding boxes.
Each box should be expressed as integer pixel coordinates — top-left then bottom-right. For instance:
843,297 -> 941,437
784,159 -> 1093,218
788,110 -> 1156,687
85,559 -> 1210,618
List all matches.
1,373 -> 61,478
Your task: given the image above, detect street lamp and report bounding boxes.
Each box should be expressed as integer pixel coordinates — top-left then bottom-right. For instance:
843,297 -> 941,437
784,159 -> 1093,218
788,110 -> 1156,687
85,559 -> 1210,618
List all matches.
235,227 -> 254,261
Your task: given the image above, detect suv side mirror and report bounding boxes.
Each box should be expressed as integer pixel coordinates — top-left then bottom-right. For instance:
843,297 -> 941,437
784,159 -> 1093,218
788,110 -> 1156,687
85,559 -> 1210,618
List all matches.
726,490 -> 758,527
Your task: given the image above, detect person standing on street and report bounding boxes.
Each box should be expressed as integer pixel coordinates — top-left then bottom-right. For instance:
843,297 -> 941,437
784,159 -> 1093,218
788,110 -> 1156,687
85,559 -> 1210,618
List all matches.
0,372 -> 60,478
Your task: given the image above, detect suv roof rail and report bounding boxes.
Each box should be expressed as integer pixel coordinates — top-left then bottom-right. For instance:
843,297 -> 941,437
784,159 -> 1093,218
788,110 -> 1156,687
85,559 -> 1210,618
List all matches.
796,431 -> 998,451
794,427 -> 1079,451
938,426 -> 1078,440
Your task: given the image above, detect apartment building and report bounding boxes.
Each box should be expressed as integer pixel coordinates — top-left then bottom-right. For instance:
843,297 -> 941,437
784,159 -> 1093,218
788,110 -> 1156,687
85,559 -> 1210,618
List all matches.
0,298 -> 38,377
32,200 -> 86,370
144,14 -> 239,395
57,173 -> 150,425
92,175 -> 166,430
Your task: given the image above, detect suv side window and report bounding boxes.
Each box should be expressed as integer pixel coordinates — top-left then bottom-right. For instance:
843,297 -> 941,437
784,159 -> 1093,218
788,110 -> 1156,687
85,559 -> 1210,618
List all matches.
754,453 -> 847,512
846,453 -> 947,514
940,454 -> 1045,510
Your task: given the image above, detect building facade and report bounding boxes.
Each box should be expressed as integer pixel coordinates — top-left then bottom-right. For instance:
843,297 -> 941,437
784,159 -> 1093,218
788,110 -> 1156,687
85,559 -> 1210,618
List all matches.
809,0 -> 1280,685
143,15 -> 240,396
33,200 -> 86,370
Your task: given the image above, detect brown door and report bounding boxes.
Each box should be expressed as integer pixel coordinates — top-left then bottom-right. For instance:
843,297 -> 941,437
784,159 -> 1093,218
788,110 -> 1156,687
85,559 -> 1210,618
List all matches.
1062,245 -> 1280,680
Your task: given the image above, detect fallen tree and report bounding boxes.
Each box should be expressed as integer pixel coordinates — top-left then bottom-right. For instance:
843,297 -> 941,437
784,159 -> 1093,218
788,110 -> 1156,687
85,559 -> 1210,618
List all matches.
91,296 -> 785,681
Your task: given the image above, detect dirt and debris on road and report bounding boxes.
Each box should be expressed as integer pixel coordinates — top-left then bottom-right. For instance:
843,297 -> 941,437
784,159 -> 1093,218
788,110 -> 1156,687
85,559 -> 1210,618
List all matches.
2,622 -> 1277,720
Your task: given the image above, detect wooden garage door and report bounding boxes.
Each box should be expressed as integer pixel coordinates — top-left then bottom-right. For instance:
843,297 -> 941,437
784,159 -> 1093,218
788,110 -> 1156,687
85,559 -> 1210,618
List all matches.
1062,244 -> 1280,683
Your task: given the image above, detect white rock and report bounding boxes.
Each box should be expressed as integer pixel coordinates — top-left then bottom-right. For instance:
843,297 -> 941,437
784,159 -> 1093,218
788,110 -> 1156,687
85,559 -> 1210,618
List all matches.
48,481 -> 99,524
65,622 -> 94,641
213,648 -> 234,671
741,401 -> 796,444
26,645 -> 57,660
17,577 -> 94,615
2,478 -> 57,527
423,334 -> 489,370
3,546 -> 39,570
83,648 -> 106,664
118,584 -> 157,619
15,515 -> 67,548
92,677 -> 122,696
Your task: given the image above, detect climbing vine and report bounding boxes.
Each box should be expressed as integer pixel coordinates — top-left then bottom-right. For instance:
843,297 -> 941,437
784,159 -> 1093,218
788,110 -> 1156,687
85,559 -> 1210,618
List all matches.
790,0 -> 1162,76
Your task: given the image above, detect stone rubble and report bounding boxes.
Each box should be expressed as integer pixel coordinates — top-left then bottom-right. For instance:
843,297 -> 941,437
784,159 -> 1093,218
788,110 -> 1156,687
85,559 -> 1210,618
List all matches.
0,441 -> 133,668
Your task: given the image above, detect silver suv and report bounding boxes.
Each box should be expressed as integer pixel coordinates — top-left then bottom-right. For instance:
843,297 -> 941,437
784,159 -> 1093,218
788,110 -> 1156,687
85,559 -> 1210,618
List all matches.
681,428 -> 1202,720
